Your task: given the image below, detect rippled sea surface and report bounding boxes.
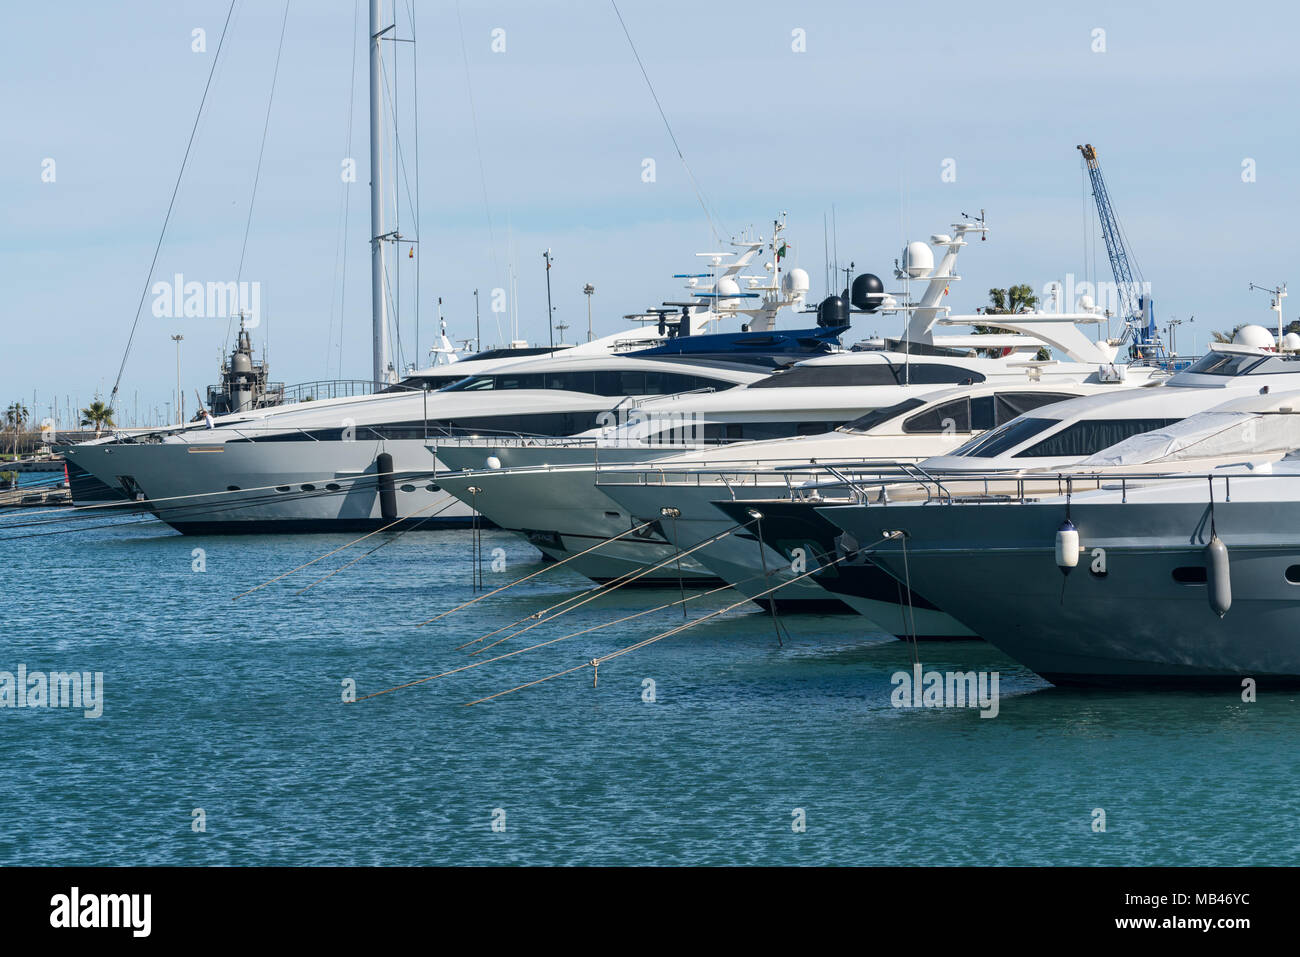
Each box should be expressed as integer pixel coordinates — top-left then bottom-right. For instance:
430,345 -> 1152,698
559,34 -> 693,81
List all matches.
2,498 -> 1298,865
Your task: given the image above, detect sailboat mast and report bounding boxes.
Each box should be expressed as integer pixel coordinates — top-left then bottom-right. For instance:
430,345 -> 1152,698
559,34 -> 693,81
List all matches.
368,0 -> 390,383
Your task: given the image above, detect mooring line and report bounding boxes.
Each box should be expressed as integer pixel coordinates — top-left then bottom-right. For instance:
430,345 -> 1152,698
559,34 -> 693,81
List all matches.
5,466 -> 438,523
232,495 -> 455,601
466,520 -> 754,656
454,564 -> 647,651
415,519 -> 657,627
463,535 -> 896,706
294,499 -> 459,595
349,578 -> 752,704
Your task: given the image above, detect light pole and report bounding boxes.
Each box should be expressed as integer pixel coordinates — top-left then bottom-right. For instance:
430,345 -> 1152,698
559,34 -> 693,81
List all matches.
583,283 -> 595,342
171,334 -> 184,424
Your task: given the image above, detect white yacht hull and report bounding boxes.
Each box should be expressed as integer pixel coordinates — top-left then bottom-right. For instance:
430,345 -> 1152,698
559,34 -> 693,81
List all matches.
65,437 -> 473,533
433,458 -> 716,585
822,477 -> 1300,684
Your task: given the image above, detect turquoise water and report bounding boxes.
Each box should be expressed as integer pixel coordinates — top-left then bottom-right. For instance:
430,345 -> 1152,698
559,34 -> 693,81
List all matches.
2,508 -> 1297,866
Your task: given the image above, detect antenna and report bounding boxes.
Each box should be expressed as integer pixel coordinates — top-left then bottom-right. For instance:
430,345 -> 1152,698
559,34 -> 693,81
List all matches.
1248,281 -> 1288,347
543,249 -> 555,351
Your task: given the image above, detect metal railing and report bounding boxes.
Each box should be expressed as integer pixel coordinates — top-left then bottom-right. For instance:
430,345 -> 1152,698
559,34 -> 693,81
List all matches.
593,458 -> 1293,509
276,379 -> 418,404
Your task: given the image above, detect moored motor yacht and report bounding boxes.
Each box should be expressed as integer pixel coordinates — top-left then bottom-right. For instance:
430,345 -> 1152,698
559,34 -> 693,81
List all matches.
62,221 -> 821,533
818,390 -> 1300,685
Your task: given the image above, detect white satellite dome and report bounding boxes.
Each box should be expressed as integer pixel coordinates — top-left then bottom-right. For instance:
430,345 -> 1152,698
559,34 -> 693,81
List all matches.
1078,293 -> 1096,312
1233,324 -> 1276,350
1282,333 -> 1300,352
715,276 -> 741,299
781,267 -> 810,298
902,241 -> 934,279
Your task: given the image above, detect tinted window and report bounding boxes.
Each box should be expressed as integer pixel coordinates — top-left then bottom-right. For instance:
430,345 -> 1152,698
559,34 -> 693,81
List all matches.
749,364 -> 899,388
895,363 -> 986,385
1184,353 -> 1267,376
994,392 -> 1080,425
840,398 -> 927,434
903,398 -> 971,434
1013,418 -> 1180,458
445,375 -> 495,391
951,417 -> 1057,458
639,421 -> 848,442
441,369 -> 732,396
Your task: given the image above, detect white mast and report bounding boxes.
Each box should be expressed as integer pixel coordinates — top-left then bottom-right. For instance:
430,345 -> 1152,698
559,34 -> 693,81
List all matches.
368,0 -> 391,383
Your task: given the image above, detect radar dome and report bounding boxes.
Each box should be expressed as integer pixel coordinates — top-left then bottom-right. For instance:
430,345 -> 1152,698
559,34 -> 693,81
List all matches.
1234,324 -> 1276,350
715,277 -> 741,299
781,267 -> 810,298
1078,294 -> 1096,312
902,241 -> 934,279
1283,333 -> 1300,352
850,273 -> 885,313
816,295 -> 849,328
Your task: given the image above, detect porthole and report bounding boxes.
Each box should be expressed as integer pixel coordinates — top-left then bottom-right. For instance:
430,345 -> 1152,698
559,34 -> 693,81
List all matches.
275,485 -> 291,493
1172,566 -> 1207,585
300,484 -> 316,492
226,485 -> 240,491
325,483 -> 341,492
400,484 -> 417,493
1286,565 -> 1300,584
425,484 -> 440,492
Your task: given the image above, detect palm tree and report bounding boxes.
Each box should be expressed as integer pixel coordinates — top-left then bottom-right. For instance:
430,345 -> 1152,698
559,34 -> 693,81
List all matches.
984,285 -> 1040,316
80,399 -> 116,436
974,285 -> 1049,360
3,402 -> 29,456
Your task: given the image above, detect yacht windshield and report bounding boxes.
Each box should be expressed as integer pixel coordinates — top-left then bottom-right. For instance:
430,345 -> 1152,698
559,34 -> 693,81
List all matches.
949,417 -> 1057,458
1183,352 -> 1268,376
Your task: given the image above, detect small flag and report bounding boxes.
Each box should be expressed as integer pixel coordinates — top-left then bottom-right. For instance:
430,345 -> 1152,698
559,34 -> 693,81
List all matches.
408,247 -> 414,259
776,242 -> 787,260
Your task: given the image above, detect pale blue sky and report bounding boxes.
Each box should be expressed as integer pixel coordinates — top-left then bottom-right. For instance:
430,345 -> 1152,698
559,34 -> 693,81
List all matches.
3,0 -> 1298,424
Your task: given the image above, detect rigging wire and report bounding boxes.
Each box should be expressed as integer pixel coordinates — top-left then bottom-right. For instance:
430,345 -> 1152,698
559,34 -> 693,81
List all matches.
225,0 -> 292,355
376,45 -> 421,374
608,0 -> 724,244
454,0 -> 500,343
408,0 -> 421,370
326,0 -> 362,380
108,0 -> 240,410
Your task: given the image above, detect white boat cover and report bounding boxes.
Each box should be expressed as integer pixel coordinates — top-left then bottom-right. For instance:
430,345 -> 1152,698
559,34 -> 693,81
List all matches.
1078,390 -> 1300,467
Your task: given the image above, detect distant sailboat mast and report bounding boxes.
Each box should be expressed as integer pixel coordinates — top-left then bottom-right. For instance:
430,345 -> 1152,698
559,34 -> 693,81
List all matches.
369,0 -> 392,383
